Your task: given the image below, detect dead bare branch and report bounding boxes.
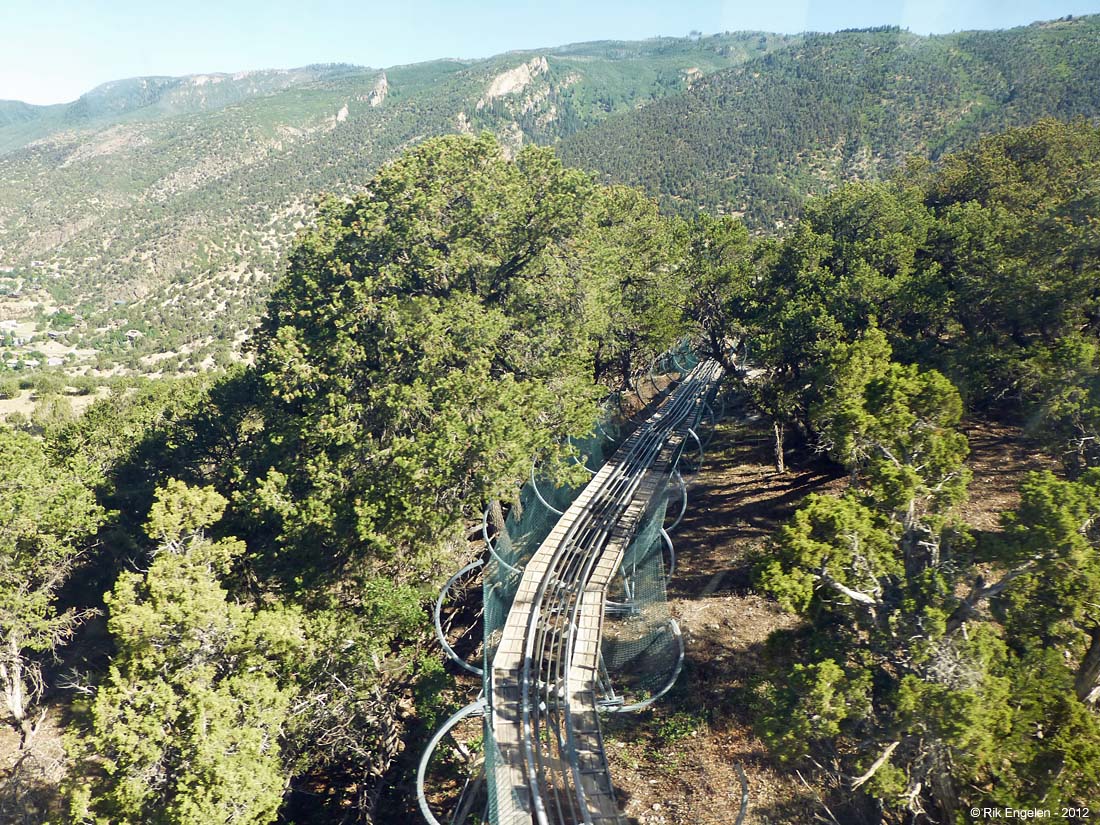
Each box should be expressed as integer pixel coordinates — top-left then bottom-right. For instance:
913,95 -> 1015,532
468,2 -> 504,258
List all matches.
851,741 -> 899,790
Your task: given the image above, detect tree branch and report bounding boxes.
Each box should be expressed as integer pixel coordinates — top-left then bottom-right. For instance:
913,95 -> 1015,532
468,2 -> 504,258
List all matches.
817,568 -> 881,606
851,740 -> 899,790
1075,626 -> 1100,704
946,562 -> 1035,633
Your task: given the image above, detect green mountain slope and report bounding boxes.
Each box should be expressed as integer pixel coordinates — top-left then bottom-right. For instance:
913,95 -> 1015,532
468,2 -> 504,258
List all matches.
0,33 -> 790,373
558,16 -> 1100,226
2,18 -> 1097,376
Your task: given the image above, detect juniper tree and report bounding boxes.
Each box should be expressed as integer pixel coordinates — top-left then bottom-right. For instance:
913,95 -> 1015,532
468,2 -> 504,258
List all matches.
0,428 -> 103,749
582,184 -> 689,388
66,481 -> 302,825
248,133 -> 658,572
756,338 -> 996,821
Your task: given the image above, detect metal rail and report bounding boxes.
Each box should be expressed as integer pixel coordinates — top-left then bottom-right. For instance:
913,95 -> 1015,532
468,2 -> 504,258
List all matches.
417,699 -> 488,825
435,559 -> 487,676
423,357 -> 724,825
496,360 -> 723,824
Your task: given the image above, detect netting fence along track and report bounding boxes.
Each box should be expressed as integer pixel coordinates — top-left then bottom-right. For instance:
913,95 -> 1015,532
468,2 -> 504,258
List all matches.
423,342 -> 717,825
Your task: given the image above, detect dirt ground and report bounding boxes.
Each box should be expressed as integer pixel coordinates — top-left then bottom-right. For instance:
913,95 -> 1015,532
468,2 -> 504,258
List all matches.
604,410 -> 840,825
0,713 -> 67,823
958,420 -> 1057,531
0,387 -> 109,421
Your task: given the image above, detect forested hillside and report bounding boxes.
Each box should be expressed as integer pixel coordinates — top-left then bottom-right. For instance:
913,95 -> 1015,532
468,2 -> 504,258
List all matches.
3,18 -> 1098,378
560,16 -> 1100,225
0,32 -> 788,375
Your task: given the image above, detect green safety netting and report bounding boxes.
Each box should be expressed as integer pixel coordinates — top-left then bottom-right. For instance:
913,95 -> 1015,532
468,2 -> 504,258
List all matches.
480,341 -> 710,825
601,482 -> 679,706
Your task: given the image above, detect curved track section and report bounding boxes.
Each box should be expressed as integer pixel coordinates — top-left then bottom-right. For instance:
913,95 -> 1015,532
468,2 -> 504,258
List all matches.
489,360 -> 723,825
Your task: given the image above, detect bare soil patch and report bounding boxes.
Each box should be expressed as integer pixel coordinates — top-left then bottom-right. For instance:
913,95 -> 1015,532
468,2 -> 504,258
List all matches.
0,710 -> 66,824
959,419 -> 1057,531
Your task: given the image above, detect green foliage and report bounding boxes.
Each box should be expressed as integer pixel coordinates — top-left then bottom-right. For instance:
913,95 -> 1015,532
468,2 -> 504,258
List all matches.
66,481 -> 302,825
918,118 -> 1100,403
714,119 -> 1100,483
49,309 -> 76,329
756,498 -> 1019,818
49,376 -> 217,489
582,184 -> 689,385
654,710 -> 704,744
989,648 -> 1100,809
30,392 -> 74,437
0,427 -> 104,739
249,133 -> 646,567
681,212 -> 756,365
1029,335 -> 1100,476
756,659 -> 871,761
753,330 -> 1008,819
740,116 -> 1100,820
281,597 -> 435,815
144,477 -> 230,546
983,471 -> 1100,808
715,182 -> 937,464
757,492 -> 899,617
813,328 -> 971,521
999,470 -> 1100,657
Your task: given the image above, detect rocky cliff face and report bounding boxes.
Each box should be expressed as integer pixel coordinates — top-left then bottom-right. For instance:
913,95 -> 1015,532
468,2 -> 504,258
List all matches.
368,73 -> 389,107
477,56 -> 549,109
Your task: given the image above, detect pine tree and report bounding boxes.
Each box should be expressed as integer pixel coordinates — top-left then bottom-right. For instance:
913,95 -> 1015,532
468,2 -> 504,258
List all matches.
0,428 -> 103,749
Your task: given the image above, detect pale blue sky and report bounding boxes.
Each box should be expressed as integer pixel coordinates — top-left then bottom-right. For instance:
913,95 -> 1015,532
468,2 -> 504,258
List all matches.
2,0 -> 1097,104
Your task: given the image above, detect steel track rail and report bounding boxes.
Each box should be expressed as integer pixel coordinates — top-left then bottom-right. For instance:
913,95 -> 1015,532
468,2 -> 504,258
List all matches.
522,394 -> 676,823
417,357 -> 722,825
503,361 -> 722,825
558,364 -> 720,821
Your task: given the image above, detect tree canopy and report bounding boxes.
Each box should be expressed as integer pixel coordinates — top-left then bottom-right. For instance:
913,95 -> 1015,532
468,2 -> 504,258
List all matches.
66,482 -> 303,825
248,132 -> 688,577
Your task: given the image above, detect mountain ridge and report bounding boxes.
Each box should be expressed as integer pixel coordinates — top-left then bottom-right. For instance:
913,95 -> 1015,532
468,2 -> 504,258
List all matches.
0,19 -> 1096,376
558,15 -> 1100,224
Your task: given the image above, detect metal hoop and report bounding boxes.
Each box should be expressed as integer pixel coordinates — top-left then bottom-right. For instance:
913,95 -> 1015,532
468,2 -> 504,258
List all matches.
434,560 -> 486,676
699,401 -> 717,448
571,451 -> 596,476
416,699 -> 488,825
679,427 -> 704,474
660,527 -> 676,578
530,463 -> 564,516
599,620 -> 684,713
482,507 -> 522,575
666,470 -> 688,533
647,356 -> 662,397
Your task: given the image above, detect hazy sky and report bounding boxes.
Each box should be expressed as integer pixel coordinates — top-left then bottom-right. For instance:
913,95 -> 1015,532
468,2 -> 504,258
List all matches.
2,0 -> 1097,104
